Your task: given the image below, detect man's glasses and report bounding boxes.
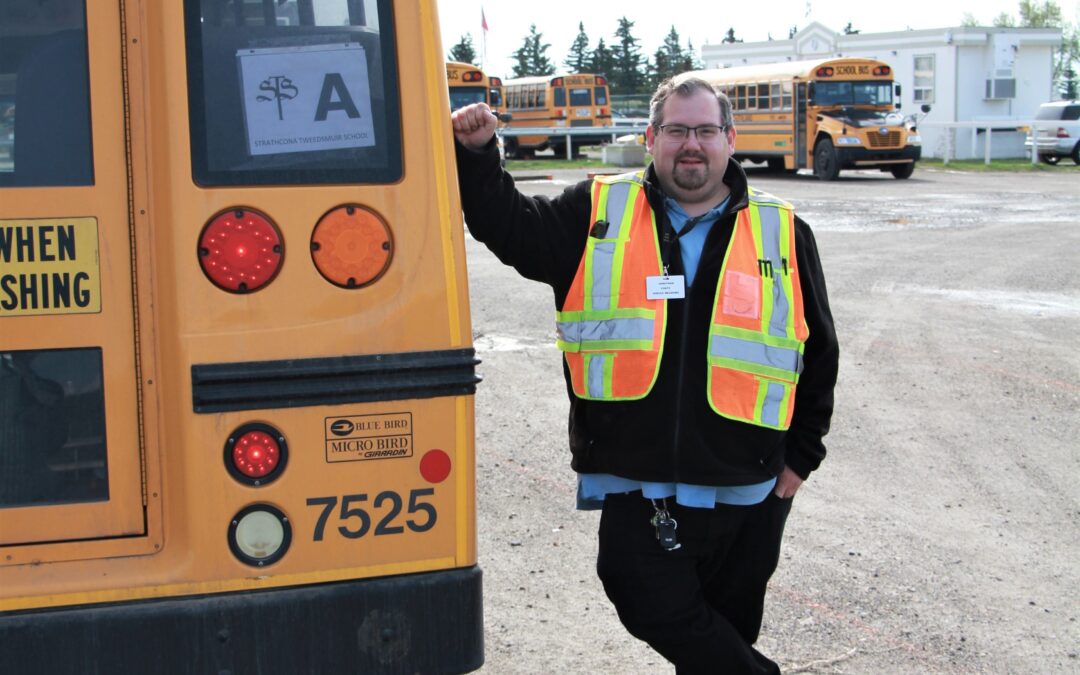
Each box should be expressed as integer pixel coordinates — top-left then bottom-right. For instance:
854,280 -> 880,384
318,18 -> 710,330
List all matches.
657,124 -> 729,143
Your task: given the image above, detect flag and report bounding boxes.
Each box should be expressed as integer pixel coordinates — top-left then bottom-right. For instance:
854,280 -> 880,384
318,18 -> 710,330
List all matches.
481,8 -> 489,33
481,8 -> 488,68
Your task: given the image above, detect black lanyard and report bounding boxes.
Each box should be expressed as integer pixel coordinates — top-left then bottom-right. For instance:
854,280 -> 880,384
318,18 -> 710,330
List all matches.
660,214 -> 707,276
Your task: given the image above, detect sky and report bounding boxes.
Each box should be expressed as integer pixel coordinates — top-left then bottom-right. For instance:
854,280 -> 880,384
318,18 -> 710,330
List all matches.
438,0 -> 1079,77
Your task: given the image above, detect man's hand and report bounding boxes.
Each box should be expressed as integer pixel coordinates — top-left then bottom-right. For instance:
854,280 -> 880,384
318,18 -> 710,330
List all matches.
451,102 -> 498,152
773,465 -> 804,499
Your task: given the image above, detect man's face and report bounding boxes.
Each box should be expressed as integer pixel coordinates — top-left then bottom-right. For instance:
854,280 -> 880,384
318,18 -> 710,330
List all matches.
645,89 -> 737,210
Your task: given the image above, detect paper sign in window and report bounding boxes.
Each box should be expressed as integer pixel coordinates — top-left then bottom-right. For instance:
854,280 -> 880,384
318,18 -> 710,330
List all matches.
237,43 -> 376,156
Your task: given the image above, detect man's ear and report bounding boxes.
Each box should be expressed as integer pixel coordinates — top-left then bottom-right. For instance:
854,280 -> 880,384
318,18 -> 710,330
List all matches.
645,125 -> 655,153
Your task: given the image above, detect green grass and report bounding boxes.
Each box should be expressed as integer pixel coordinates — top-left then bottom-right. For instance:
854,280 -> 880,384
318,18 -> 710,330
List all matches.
919,157 -> 1080,172
504,157 -> 623,171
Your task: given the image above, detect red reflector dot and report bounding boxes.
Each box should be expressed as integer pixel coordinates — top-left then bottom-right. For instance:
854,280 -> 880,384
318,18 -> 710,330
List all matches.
420,449 -> 452,484
233,430 -> 281,478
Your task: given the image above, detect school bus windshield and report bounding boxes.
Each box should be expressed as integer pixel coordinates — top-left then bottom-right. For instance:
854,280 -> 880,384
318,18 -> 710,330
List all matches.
813,81 -> 894,106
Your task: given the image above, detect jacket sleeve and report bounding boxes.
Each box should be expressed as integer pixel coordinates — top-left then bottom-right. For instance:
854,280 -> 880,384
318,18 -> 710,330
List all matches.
453,138 -> 591,293
785,216 -> 839,479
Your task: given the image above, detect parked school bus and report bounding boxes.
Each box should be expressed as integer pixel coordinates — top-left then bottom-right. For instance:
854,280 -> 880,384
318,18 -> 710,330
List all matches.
0,1 -> 483,672
694,57 -> 923,179
501,73 -> 612,158
446,61 -> 503,112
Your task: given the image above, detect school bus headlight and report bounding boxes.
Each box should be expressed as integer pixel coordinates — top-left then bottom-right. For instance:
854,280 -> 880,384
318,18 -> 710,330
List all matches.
198,208 -> 284,293
229,504 -> 291,567
835,136 -> 862,145
225,423 -> 288,486
311,205 -> 393,289
907,134 -> 922,145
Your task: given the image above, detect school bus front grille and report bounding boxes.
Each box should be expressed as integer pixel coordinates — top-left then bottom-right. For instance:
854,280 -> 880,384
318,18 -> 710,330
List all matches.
867,131 -> 902,148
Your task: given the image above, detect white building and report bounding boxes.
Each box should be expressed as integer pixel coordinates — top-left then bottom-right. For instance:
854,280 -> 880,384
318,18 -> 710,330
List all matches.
701,22 -> 1063,159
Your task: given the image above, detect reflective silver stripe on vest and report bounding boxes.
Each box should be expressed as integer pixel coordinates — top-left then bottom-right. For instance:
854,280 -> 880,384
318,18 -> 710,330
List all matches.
709,335 -> 803,374
757,204 -> 790,338
590,242 -> 616,311
588,181 -> 633,312
588,355 -> 606,397
760,381 -> 787,427
557,317 -> 655,345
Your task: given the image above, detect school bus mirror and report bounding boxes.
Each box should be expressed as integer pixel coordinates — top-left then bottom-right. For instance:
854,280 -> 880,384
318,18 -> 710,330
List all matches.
895,83 -> 902,98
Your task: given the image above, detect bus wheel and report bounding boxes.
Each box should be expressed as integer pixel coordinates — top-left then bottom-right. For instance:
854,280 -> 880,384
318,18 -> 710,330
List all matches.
813,140 -> 840,181
504,138 -> 520,160
766,157 -> 785,172
890,163 -> 915,179
1071,143 -> 1080,165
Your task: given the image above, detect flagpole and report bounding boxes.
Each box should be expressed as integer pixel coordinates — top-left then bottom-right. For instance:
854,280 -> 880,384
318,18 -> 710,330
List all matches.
481,7 -> 488,69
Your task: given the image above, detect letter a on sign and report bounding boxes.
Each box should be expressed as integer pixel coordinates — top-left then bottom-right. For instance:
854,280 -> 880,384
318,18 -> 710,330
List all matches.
315,73 -> 361,121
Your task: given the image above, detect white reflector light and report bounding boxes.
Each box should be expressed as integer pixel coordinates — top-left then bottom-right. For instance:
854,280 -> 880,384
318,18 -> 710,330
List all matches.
229,504 -> 291,567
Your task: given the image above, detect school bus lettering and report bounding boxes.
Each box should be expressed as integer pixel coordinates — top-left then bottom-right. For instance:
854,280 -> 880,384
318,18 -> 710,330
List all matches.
0,218 -> 100,316
306,488 -> 437,541
325,412 -> 414,463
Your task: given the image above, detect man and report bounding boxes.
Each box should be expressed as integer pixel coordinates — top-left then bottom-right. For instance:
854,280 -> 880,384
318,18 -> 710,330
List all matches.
452,76 -> 838,673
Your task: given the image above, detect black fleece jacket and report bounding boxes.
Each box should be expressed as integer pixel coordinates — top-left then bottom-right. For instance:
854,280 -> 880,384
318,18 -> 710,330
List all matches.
456,139 -> 838,485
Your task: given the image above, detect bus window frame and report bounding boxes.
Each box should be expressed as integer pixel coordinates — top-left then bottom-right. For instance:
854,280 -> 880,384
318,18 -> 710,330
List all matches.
182,0 -> 404,187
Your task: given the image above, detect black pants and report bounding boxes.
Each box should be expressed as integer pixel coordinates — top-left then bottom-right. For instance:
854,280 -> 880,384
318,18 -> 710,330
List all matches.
596,491 -> 793,674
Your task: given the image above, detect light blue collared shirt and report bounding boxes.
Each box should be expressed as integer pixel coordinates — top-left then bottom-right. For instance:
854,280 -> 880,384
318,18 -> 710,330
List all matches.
576,194 -> 777,510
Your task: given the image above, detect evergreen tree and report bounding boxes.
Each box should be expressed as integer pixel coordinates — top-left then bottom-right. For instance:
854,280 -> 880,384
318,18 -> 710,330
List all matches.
648,26 -> 689,89
722,28 -> 742,44
682,40 -> 703,72
564,22 -> 591,72
589,37 -> 616,79
511,24 -> 555,77
447,34 -> 477,65
611,17 -> 645,94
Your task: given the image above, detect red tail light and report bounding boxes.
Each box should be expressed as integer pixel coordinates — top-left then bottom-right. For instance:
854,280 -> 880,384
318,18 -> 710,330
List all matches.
1058,127 -> 1070,138
596,76 -> 607,86
557,109 -> 566,118
225,423 -> 288,485
198,208 -> 283,293
599,107 -> 607,116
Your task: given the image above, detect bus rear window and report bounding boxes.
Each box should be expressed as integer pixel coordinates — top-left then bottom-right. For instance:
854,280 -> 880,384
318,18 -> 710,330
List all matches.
0,0 -> 93,188
185,0 -> 401,186
0,348 -> 108,508
593,87 -> 607,105
569,88 -> 591,106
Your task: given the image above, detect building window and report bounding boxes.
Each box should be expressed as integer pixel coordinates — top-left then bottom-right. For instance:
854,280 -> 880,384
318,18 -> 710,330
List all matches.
913,55 -> 935,104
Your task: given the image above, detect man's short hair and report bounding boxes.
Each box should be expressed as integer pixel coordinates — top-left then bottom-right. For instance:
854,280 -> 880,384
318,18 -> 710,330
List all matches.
649,76 -> 733,130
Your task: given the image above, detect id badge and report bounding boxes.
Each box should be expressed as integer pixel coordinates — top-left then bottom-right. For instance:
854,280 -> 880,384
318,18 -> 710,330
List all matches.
646,275 -> 685,300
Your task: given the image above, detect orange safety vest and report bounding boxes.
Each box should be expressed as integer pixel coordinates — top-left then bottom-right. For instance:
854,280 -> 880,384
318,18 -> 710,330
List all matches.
556,171 -> 808,430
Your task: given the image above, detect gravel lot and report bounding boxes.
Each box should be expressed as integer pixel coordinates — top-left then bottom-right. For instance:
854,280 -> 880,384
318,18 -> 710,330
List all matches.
464,163 -> 1080,674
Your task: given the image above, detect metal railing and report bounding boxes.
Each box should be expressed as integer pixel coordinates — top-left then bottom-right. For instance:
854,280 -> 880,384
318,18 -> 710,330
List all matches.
920,119 -> 1080,165
497,123 -> 649,159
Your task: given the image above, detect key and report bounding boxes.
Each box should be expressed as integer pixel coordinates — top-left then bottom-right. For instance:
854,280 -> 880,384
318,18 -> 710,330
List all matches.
656,516 -> 681,551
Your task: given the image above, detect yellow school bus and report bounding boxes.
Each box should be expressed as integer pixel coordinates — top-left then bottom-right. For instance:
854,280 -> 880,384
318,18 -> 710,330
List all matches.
694,57 -> 922,179
0,1 -> 482,672
446,60 -> 503,112
501,73 -> 612,158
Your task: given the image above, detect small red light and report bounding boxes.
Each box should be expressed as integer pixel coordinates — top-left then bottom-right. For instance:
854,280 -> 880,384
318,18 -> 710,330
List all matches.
599,107 -> 607,116
198,208 -> 283,293
224,422 -> 288,486
490,77 -> 502,87
552,77 -> 564,87
596,76 -> 607,86
232,430 -> 280,478
816,67 -> 834,77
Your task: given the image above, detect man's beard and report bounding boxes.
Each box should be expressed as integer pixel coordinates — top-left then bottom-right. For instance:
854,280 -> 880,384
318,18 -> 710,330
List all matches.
672,152 -> 709,191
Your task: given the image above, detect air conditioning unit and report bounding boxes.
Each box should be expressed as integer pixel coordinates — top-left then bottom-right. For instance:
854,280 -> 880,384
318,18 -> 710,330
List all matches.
984,78 -> 1016,99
